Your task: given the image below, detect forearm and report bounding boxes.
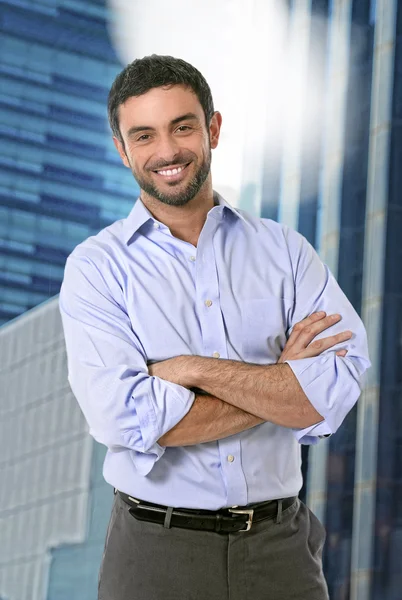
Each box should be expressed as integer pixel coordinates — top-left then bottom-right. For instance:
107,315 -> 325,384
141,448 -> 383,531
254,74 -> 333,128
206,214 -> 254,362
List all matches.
189,358 -> 323,429
158,393 -> 264,447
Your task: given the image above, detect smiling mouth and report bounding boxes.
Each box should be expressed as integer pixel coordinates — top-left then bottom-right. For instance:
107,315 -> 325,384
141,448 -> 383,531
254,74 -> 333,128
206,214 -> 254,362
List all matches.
152,162 -> 191,178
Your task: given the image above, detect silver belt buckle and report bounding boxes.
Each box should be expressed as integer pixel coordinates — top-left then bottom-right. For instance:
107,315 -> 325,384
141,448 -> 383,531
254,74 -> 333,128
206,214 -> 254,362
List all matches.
228,507 -> 254,531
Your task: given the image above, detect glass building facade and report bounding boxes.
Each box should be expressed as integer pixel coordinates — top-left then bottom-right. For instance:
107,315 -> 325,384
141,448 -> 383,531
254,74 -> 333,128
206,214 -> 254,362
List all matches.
0,0 -> 138,327
0,297 -> 113,600
258,1 -> 400,599
269,1 -> 401,599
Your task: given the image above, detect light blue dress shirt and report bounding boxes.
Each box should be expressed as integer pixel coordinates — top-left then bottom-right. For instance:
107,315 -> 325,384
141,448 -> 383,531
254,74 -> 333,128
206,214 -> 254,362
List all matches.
59,191 -> 371,509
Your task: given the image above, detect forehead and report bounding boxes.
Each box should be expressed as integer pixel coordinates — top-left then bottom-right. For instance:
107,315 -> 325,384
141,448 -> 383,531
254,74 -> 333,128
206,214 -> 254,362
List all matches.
118,85 -> 204,132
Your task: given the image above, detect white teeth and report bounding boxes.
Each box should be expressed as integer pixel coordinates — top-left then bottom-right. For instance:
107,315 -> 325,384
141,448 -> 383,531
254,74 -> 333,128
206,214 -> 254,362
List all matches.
157,165 -> 185,176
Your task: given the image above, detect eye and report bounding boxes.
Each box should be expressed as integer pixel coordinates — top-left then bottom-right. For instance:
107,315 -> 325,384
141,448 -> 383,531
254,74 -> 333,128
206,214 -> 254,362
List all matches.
137,134 -> 152,142
176,125 -> 192,132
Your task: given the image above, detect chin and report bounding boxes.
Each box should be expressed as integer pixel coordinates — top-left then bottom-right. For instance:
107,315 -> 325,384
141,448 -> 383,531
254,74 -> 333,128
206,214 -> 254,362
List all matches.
157,195 -> 193,207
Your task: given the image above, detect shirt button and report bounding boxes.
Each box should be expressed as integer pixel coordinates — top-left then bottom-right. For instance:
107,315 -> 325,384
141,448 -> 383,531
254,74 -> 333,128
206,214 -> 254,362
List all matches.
227,455 -> 235,463
153,222 -> 160,229
212,352 -> 220,358
204,300 -> 213,307
189,256 -> 196,262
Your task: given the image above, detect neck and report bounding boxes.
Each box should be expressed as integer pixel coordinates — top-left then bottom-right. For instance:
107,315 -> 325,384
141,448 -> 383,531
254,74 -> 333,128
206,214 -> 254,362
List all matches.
140,182 -> 215,247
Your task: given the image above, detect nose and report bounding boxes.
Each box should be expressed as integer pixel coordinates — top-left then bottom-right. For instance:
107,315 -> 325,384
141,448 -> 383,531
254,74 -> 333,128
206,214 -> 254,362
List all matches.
153,133 -> 182,166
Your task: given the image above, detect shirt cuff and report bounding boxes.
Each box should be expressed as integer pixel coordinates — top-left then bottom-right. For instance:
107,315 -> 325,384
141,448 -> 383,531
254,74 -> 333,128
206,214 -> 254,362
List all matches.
123,385 -> 195,476
284,355 -> 334,444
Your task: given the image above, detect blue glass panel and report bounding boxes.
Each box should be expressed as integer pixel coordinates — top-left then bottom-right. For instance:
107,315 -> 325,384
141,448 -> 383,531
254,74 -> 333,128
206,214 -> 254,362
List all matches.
0,5 -> 118,62
370,0 -> 377,24
0,98 -> 48,118
34,244 -> 70,264
2,0 -> 58,17
352,0 -> 371,24
0,271 -> 31,285
0,63 -> 52,84
0,307 -> 23,321
43,163 -> 104,187
40,194 -> 100,220
52,74 -> 109,102
310,0 -> 329,15
0,284 -> 48,305
0,238 -> 35,253
46,134 -> 107,160
59,7 -> 108,34
48,105 -> 105,130
0,272 -> 60,295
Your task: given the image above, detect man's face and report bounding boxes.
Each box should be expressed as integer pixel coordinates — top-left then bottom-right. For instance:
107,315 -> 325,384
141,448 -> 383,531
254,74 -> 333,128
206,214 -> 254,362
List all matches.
114,85 -> 221,206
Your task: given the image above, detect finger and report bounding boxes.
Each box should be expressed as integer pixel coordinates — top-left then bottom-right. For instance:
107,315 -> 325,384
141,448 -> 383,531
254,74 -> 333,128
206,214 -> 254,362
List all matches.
294,314 -> 342,348
287,311 -> 327,345
303,331 -> 352,358
284,331 -> 352,361
336,350 -> 348,357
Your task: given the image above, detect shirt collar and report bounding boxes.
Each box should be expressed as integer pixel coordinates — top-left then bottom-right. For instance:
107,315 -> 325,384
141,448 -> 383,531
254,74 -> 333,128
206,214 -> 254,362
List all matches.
210,190 -> 253,228
123,190 -> 253,244
123,197 -> 156,243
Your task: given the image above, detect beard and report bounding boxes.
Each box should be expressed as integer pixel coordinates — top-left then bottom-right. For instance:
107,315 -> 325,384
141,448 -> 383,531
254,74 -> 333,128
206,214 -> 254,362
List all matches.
129,146 -> 212,207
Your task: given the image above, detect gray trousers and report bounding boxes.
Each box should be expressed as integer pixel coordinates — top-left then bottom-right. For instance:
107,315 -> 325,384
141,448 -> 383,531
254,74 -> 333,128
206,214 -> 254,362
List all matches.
98,492 -> 329,600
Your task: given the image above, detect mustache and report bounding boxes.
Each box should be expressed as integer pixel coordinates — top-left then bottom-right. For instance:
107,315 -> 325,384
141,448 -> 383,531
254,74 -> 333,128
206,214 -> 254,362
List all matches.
147,157 -> 193,171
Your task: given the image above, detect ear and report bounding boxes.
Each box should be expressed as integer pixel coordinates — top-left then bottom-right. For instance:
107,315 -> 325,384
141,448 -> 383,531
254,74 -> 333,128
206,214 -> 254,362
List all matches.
113,136 -> 131,168
209,111 -> 222,150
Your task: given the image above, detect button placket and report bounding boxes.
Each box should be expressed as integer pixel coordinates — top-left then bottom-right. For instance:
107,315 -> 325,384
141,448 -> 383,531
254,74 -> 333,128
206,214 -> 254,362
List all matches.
218,438 -> 247,507
194,217 -> 228,386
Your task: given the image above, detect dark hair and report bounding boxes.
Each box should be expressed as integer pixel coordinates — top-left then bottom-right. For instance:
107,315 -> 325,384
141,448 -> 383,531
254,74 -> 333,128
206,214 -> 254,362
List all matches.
108,54 -> 215,142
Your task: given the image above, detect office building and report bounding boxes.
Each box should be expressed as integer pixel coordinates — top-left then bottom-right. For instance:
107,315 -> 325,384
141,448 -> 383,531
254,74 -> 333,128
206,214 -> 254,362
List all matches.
0,0 -> 136,327
259,2 -> 400,599
0,297 -> 113,600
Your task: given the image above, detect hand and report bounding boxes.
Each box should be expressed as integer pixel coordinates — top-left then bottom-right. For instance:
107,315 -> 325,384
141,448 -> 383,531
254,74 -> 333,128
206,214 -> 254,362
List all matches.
147,355 -> 192,387
278,311 -> 352,363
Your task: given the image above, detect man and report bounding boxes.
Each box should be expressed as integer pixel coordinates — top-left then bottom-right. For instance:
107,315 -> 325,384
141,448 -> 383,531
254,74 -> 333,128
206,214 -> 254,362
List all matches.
59,54 -> 371,600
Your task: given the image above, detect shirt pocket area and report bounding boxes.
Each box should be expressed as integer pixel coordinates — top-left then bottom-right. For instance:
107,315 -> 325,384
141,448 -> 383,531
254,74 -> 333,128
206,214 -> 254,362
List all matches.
241,297 -> 289,364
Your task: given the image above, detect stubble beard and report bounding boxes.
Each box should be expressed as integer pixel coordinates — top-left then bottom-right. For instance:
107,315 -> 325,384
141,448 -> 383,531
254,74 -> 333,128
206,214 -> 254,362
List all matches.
129,147 -> 212,207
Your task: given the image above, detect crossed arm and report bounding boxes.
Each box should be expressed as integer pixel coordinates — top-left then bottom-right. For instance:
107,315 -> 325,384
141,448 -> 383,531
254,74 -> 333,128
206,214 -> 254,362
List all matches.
156,393 -> 265,446
151,312 -> 353,446
155,363 -> 316,447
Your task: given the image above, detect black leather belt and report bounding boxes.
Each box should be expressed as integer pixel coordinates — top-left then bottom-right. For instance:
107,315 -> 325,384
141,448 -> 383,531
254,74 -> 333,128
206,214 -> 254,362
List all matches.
116,490 -> 297,533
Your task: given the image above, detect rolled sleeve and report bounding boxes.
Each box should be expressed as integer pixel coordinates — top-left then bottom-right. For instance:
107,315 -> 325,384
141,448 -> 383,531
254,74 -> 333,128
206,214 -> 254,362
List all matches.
122,380 -> 195,475
284,226 -> 371,444
285,353 -> 367,444
59,251 -> 195,476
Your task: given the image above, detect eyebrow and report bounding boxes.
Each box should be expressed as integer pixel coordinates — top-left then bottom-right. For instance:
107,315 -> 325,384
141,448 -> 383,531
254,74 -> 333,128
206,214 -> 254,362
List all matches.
126,113 -> 200,137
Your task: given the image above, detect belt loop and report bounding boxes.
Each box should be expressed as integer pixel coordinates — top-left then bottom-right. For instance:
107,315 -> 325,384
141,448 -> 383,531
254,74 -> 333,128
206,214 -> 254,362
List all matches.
164,506 -> 174,528
114,488 -> 117,495
276,499 -> 283,524
215,513 -> 222,533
